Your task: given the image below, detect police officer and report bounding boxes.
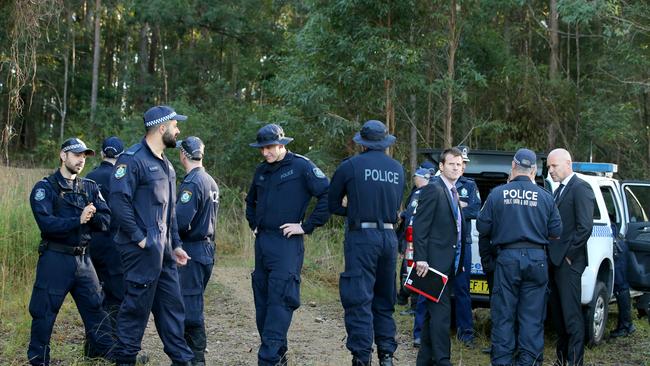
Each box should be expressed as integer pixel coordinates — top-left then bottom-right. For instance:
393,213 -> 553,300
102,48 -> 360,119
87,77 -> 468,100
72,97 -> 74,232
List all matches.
110,105 -> 194,366
397,166 -> 432,312
28,138 -> 114,365
176,136 -> 219,365
610,219 -> 636,337
477,148 -> 562,366
329,120 -> 405,366
402,168 -> 431,347
246,123 -> 329,366
453,146 -> 481,346
86,136 -> 125,324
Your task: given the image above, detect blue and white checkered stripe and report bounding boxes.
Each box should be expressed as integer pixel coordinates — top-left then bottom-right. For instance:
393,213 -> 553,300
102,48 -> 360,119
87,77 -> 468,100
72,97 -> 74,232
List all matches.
592,225 -> 613,238
145,112 -> 177,127
62,143 -> 86,152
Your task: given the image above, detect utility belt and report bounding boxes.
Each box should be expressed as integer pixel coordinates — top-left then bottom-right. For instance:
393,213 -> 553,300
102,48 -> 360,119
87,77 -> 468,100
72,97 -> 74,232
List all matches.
499,242 -> 546,250
39,240 -> 89,256
349,220 -> 395,231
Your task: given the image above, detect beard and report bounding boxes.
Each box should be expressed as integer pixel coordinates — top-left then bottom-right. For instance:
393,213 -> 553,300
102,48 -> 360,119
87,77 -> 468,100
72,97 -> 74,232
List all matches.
162,129 -> 177,148
64,160 -> 83,175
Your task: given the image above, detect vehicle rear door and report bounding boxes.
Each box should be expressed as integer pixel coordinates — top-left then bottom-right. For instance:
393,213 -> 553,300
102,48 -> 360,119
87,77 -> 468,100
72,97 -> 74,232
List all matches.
621,181 -> 650,291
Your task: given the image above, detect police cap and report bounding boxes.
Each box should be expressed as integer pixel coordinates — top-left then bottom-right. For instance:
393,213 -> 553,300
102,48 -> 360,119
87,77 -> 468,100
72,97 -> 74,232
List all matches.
513,148 -> 537,168
61,138 -> 95,156
177,136 -> 205,161
101,136 -> 124,158
143,105 -> 187,128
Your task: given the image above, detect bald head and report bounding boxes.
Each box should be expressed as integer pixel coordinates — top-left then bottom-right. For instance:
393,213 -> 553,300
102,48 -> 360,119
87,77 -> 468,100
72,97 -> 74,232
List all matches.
547,148 -> 573,182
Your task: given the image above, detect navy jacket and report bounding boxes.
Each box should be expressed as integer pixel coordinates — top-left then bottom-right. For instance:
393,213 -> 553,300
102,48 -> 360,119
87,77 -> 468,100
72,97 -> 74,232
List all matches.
477,175 -> 562,247
329,150 -> 404,227
109,139 -> 182,252
176,167 -> 219,243
30,169 -> 110,246
245,152 -> 329,234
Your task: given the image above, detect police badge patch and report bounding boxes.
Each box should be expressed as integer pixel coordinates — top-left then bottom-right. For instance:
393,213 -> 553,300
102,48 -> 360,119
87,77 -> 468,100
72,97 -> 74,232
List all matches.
313,168 -> 326,179
460,187 -> 468,197
180,190 -> 192,203
34,188 -> 45,201
115,164 -> 127,179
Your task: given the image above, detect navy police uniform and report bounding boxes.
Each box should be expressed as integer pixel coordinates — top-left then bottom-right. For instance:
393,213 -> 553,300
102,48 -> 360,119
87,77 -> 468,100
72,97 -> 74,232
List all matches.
176,137 -> 220,364
27,139 -> 114,365
329,120 -> 404,366
453,174 -> 481,342
477,149 -> 562,366
611,222 -> 635,337
246,124 -> 330,366
86,137 -> 126,322
109,106 -> 194,365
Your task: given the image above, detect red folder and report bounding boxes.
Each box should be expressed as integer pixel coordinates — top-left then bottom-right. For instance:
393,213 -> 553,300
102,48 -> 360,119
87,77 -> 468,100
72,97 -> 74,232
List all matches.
404,264 -> 449,303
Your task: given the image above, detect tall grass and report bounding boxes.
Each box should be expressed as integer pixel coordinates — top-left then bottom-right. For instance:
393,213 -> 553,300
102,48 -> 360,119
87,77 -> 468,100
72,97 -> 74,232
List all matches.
0,167 -> 48,362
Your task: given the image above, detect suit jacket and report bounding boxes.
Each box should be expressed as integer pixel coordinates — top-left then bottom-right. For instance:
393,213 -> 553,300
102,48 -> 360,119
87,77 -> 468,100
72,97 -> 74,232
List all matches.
413,178 -> 466,277
549,174 -> 595,267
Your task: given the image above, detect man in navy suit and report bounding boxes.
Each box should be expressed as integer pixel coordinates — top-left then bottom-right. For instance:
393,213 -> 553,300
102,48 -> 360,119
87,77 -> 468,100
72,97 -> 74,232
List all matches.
547,148 -> 595,366
412,147 -> 467,366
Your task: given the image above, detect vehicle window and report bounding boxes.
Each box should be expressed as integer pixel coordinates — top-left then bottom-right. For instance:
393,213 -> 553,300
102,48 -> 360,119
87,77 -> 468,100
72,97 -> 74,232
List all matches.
624,185 -> 650,223
600,186 -> 621,230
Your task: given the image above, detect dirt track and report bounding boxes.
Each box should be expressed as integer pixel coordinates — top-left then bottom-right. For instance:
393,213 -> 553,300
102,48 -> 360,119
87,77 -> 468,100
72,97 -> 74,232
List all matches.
140,267 -> 419,365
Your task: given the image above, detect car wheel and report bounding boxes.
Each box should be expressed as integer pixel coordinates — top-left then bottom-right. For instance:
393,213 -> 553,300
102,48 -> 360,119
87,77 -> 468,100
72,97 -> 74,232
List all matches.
584,281 -> 608,346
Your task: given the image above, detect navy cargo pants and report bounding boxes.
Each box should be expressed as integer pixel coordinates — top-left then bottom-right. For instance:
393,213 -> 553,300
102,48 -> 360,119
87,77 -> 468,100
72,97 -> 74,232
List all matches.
251,230 -> 303,366
179,240 -> 215,364
28,250 -> 114,365
491,248 -> 548,366
113,244 -> 194,364
89,231 -> 124,324
340,228 -> 398,364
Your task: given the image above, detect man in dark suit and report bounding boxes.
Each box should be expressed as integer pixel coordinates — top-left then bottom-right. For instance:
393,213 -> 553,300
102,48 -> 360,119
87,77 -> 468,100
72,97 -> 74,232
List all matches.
547,148 -> 595,366
412,147 -> 466,366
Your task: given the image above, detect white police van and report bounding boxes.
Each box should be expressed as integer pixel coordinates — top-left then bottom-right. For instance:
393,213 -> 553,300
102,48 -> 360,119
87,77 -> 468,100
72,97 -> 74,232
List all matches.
420,149 -> 650,345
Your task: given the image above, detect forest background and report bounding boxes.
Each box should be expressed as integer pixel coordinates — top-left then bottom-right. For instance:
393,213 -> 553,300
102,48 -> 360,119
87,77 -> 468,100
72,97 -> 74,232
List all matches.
1,0 -> 649,181
1,1 -> 650,363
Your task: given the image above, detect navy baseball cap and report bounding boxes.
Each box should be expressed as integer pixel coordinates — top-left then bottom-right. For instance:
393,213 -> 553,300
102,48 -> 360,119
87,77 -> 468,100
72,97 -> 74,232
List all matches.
177,136 -> 205,160
61,138 -> 95,156
352,120 -> 396,150
249,124 -> 293,148
414,168 -> 431,179
143,105 -> 187,128
101,136 -> 124,158
513,148 -> 537,168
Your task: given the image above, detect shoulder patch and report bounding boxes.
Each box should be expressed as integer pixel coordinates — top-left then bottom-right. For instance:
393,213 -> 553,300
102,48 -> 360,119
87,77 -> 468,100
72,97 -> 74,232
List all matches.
312,167 -> 326,179
180,190 -> 192,203
34,188 -> 46,201
115,164 -> 127,179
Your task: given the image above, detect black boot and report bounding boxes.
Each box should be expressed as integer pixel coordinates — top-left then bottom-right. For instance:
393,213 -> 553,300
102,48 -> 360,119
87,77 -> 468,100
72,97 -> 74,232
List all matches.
378,353 -> 393,366
611,289 -> 636,337
352,357 -> 371,366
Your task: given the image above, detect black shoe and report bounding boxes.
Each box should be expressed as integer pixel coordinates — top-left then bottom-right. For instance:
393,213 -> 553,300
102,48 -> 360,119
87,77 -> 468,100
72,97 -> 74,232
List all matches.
137,351 -> 150,365
481,345 -> 491,354
413,338 -> 421,348
352,357 -> 371,366
378,353 -> 393,366
610,324 -> 636,338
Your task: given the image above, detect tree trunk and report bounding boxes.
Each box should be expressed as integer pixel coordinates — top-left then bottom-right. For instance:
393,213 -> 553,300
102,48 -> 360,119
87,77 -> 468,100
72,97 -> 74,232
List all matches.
61,51 -> 69,141
574,23 -> 581,147
444,0 -> 459,148
410,94 -> 417,174
148,25 -> 159,75
90,0 -> 101,124
547,0 -> 560,149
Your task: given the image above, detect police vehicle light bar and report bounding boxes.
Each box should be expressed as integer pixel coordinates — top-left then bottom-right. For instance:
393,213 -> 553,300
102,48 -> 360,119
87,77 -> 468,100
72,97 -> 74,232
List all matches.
572,162 -> 617,174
